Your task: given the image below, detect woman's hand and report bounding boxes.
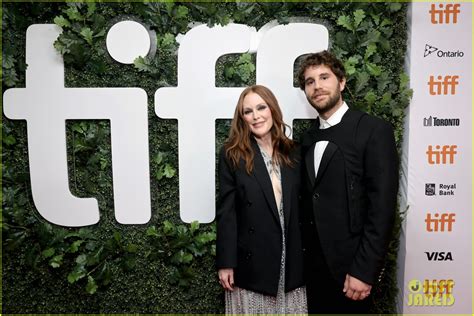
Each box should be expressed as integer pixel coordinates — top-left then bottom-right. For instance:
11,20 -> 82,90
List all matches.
218,268 -> 235,291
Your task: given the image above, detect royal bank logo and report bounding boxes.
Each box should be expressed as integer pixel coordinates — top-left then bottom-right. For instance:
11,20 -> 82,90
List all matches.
425,183 -> 436,196
423,116 -> 460,127
407,279 -> 455,306
424,44 -> 464,58
425,183 -> 457,196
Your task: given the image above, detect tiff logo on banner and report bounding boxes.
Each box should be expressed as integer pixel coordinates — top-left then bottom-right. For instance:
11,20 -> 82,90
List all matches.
425,212 -> 455,232
3,22 -> 328,227
427,75 -> 459,95
429,3 -> 461,24
407,279 -> 455,306
426,145 -> 457,164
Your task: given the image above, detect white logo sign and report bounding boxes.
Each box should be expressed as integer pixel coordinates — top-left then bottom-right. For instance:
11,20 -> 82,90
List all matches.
4,21 -> 329,226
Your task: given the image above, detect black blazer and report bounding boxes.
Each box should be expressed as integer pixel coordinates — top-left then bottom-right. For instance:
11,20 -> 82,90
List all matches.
301,110 -> 398,286
216,140 -> 305,296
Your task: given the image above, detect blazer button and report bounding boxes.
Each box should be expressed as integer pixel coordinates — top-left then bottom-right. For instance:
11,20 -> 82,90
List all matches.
247,200 -> 252,207
246,252 -> 252,260
248,227 -> 255,234
313,192 -> 319,199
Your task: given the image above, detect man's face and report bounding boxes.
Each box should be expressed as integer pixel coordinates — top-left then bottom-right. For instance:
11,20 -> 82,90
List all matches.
303,64 -> 346,119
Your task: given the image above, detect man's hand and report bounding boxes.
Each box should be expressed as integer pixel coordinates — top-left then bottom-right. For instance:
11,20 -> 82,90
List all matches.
343,274 -> 372,300
218,268 -> 234,291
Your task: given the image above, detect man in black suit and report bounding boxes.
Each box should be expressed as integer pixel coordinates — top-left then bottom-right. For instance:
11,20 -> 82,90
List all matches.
297,51 -> 398,313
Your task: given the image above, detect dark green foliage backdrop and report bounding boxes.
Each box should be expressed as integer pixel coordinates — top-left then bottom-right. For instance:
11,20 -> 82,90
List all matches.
2,1 -> 410,313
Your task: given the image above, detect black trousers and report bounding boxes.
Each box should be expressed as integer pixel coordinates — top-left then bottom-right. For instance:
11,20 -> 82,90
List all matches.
305,231 -> 371,314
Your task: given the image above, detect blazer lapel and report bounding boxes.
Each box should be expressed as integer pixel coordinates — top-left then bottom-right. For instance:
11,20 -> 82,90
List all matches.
305,143 -> 316,188
251,141 -> 281,225
280,165 -> 291,230
314,142 -> 338,186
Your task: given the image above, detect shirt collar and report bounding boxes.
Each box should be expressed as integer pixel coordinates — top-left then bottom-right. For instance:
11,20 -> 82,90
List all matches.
319,102 -> 349,129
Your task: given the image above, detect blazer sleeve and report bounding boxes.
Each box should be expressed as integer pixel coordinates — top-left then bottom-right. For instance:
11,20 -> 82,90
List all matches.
349,119 -> 399,285
216,147 -> 238,269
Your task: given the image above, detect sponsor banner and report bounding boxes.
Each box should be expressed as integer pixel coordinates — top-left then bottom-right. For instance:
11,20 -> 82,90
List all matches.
400,2 -> 472,314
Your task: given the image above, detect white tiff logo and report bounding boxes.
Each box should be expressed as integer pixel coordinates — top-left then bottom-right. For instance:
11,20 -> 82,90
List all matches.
4,22 -> 328,227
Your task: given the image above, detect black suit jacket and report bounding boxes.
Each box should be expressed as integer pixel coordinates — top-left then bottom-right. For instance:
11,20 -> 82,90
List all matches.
301,110 -> 398,286
216,140 -> 305,296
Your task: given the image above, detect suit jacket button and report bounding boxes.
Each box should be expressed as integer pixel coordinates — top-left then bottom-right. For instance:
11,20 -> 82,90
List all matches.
248,227 -> 255,234
247,200 -> 252,206
313,193 -> 319,199
246,252 -> 252,259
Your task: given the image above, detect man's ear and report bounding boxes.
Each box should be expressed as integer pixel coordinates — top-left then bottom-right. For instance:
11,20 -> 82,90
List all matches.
339,77 -> 346,92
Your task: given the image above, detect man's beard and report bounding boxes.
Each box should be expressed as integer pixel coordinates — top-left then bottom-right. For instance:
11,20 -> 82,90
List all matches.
307,89 -> 342,117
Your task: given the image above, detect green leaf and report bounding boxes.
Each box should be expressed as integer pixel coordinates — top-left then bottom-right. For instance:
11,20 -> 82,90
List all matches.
134,56 -> 153,73
3,69 -> 19,87
343,56 -> 360,76
364,91 -> 377,105
389,3 -> 403,12
190,221 -> 199,234
65,6 -> 83,21
366,63 -> 382,77
146,226 -> 159,237
175,5 -> 189,19
163,164 -> 176,178
42,248 -> 55,259
3,54 -> 16,69
68,240 -> 84,253
154,152 -> 164,165
86,276 -> 98,294
49,254 -> 64,268
3,134 -> 16,146
80,27 -> 93,45
399,73 -> 410,89
171,250 -> 193,264
126,243 -> 138,253
54,15 -> 71,28
353,9 -> 365,27
163,220 -> 174,235
156,168 -> 164,180
76,254 -> 88,265
365,43 -> 377,60
337,15 -> 353,31
360,29 -> 381,47
86,2 -> 96,17
355,72 -> 369,94
381,92 -> 392,105
160,33 -> 176,48
113,231 -> 121,243
67,266 -> 86,283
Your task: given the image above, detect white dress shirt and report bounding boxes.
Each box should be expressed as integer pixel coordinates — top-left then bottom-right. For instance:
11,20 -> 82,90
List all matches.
313,102 -> 349,177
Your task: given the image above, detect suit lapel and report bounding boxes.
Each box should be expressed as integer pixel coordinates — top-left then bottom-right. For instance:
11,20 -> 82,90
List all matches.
280,164 -> 291,230
251,141 -> 281,225
305,143 -> 316,188
314,142 -> 338,185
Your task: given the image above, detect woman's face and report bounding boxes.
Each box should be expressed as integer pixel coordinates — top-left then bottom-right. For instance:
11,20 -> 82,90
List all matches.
242,92 -> 273,140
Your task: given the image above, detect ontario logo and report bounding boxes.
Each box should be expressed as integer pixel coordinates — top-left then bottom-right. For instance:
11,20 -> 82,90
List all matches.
424,44 -> 464,58
407,279 -> 455,306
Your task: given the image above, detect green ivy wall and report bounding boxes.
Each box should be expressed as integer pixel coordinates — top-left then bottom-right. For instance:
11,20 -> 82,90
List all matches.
2,2 -> 410,313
